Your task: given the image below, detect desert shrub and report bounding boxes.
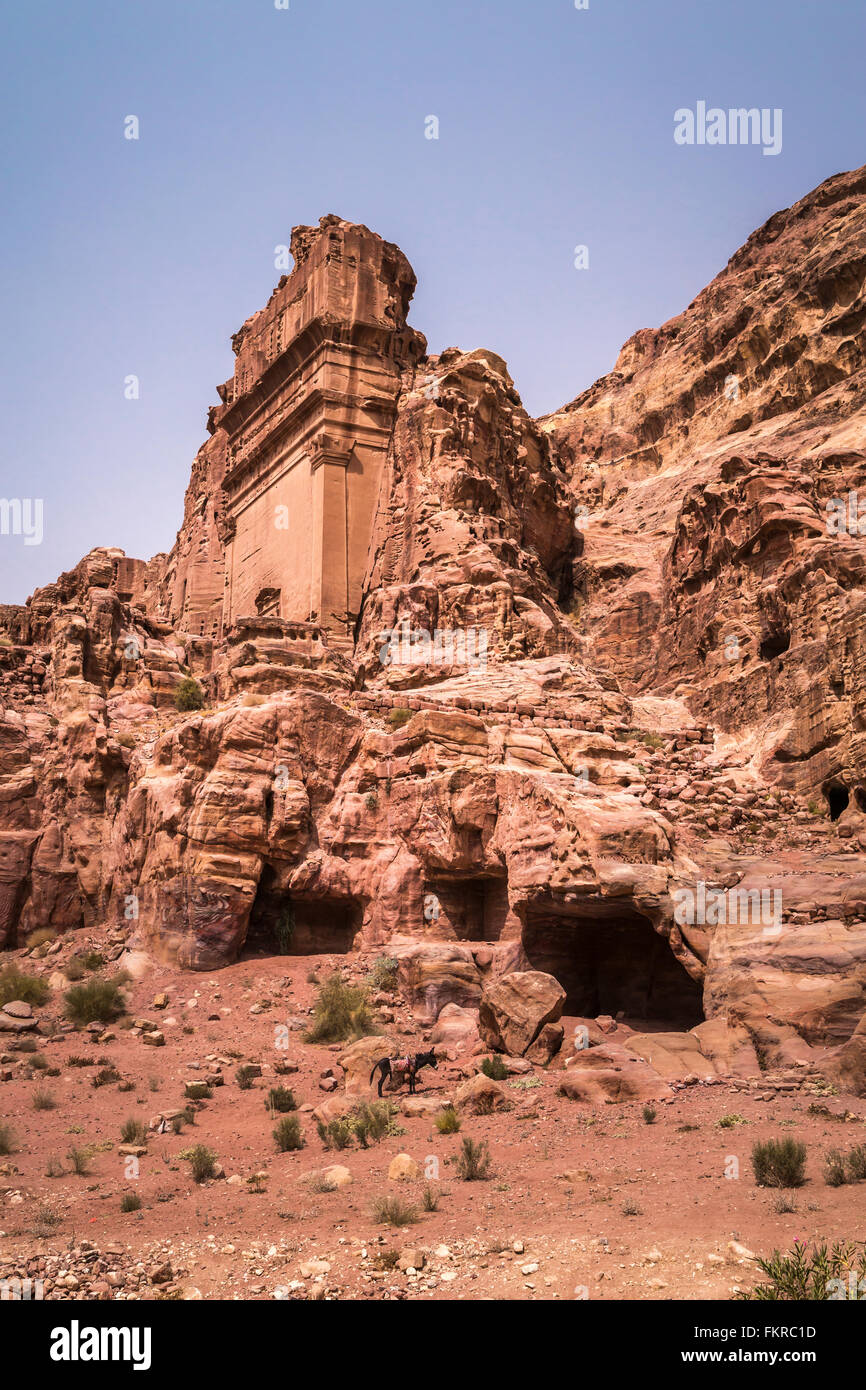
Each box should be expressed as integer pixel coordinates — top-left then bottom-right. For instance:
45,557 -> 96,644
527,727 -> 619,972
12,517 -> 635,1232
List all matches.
30,1053 -> 48,1070
0,1124 -> 18,1155
174,677 -> 205,712
32,1200 -> 63,1236
773,1194 -> 798,1214
170,1115 -> 185,1135
316,1117 -> 353,1151
0,966 -> 50,1009
15,1038 -> 38,1054
92,1066 -> 121,1089
481,1055 -> 508,1082
622,1201 -> 643,1216
351,1100 -> 394,1147
67,1146 -> 91,1175
236,1065 -> 257,1090
739,1241 -> 866,1301
422,1185 -> 440,1212
456,1136 -> 491,1182
32,1088 -> 56,1111
374,1248 -> 400,1270
66,1055 -> 94,1068
64,959 -> 86,982
308,1173 -> 337,1194
719,1113 -> 746,1129
367,956 -> 399,992
642,1104 -> 657,1125
303,973 -> 376,1044
25,928 -> 56,950
185,1144 -> 218,1182
121,1118 -> 147,1145
435,1106 -> 461,1135
44,1156 -> 64,1178
824,1144 -> 866,1186
370,1193 -> 419,1226
265,1086 -> 297,1114
121,1192 -> 142,1213
65,975 -> 126,1026
79,951 -> 105,972
751,1138 -> 807,1189
273,1116 -> 304,1152
274,905 -> 295,955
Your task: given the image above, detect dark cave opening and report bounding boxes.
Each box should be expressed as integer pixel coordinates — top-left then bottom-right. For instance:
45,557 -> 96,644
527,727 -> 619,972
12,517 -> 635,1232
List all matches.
522,901 -> 703,1027
246,867 -> 362,955
824,782 -> 850,822
422,875 -> 509,942
759,631 -> 791,661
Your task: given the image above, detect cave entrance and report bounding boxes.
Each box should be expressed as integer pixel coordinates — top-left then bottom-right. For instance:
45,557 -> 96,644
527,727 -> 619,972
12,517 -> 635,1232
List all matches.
522,900 -> 703,1027
823,781 -> 849,822
246,867 -> 362,955
423,874 -> 508,942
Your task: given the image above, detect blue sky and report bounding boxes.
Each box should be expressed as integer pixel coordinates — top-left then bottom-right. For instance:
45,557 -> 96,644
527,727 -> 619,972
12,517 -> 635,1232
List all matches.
1,0 -> 864,602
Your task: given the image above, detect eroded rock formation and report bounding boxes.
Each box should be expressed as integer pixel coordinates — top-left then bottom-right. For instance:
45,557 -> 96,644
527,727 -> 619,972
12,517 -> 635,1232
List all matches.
3,175 -> 866,1090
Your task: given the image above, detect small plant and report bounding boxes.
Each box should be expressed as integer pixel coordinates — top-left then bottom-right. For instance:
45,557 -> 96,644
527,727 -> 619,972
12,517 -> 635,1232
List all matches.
435,1106 -> 461,1135
274,904 -> 295,956
67,1054 -> 95,1068
273,1116 -> 304,1152
316,1117 -> 353,1151
738,1240 -> 866,1301
364,792 -> 379,812
751,1138 -> 807,1189
44,1156 -> 64,1178
370,1193 -> 419,1226
236,1064 -> 257,1090
185,1144 -> 218,1183
265,1086 -> 297,1114
481,1055 -> 509,1082
303,973 -> 376,1045
67,1145 -> 91,1176
32,1200 -> 63,1236
367,956 -> 399,992
64,959 -> 86,981
642,1104 -> 657,1125
78,951 -> 105,972
622,1200 -> 643,1216
387,707 -> 413,730
824,1144 -> 866,1186
422,1184 -> 440,1212
121,1118 -> 147,1145
92,1066 -> 121,1089
32,1088 -> 56,1111
308,1173 -> 337,1194
677,1123 -> 699,1132
65,975 -> 126,1026
719,1113 -> 746,1129
121,1191 -> 142,1213
174,676 -> 205,712
0,966 -> 50,1009
456,1136 -> 491,1182
0,1123 -> 18,1155
25,928 -> 57,950
374,1248 -> 400,1270
773,1194 -> 798,1214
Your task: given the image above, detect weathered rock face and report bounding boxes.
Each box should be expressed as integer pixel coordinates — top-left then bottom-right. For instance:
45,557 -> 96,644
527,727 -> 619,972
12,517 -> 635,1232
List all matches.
3,171 -> 866,1090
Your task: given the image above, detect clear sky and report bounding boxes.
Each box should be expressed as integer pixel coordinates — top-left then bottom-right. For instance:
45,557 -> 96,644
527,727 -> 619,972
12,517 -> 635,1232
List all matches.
1,0 -> 864,602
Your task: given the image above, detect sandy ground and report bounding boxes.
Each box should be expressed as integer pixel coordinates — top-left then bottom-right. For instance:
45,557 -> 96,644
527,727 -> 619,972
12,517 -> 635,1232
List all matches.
1,948 -> 864,1301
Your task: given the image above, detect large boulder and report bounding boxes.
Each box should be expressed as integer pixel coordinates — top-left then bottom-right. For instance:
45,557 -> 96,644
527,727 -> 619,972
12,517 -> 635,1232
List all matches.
560,1042 -> 672,1104
479,970 -> 565,1057
625,1030 -> 720,1081
430,1002 -> 480,1057
454,1073 -> 511,1114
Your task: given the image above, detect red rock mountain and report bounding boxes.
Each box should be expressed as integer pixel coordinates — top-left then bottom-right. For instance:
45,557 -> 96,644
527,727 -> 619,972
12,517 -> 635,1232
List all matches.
2,170 -> 866,1090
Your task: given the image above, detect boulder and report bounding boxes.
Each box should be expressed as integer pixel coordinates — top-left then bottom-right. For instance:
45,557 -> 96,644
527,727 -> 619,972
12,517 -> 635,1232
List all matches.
454,1072 -> 511,1113
478,970 -> 566,1057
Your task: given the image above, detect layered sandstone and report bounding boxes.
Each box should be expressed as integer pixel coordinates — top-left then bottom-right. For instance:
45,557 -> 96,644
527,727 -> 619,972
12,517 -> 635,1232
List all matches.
3,170 -> 866,1092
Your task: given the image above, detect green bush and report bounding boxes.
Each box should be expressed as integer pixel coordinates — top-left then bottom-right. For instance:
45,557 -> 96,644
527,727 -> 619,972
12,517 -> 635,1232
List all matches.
0,966 -> 50,1009
273,1116 -> 304,1152
32,1088 -> 56,1111
303,973 -> 376,1044
185,1144 -> 218,1182
235,1064 -> 257,1090
367,956 -> 399,992
435,1106 -> 461,1134
370,1194 -> 419,1226
751,1138 -> 807,1189
642,1104 -> 657,1125
387,707 -> 413,729
265,1086 -> 297,1114
174,677 -> 205,712
739,1241 -> 866,1301
456,1136 -> 491,1181
120,1118 -> 147,1145
481,1055 -> 508,1081
121,1192 -> 142,1213
64,975 -> 126,1026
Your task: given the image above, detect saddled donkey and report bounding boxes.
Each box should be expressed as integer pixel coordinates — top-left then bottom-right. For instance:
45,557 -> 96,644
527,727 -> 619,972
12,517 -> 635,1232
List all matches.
369,1050 -> 438,1098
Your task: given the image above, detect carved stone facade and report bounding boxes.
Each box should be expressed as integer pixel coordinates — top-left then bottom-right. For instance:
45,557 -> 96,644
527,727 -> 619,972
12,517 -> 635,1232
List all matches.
182,216 -> 427,643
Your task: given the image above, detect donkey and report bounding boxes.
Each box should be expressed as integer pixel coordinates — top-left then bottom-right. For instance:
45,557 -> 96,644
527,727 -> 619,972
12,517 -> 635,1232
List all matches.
369,1049 -> 438,1098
